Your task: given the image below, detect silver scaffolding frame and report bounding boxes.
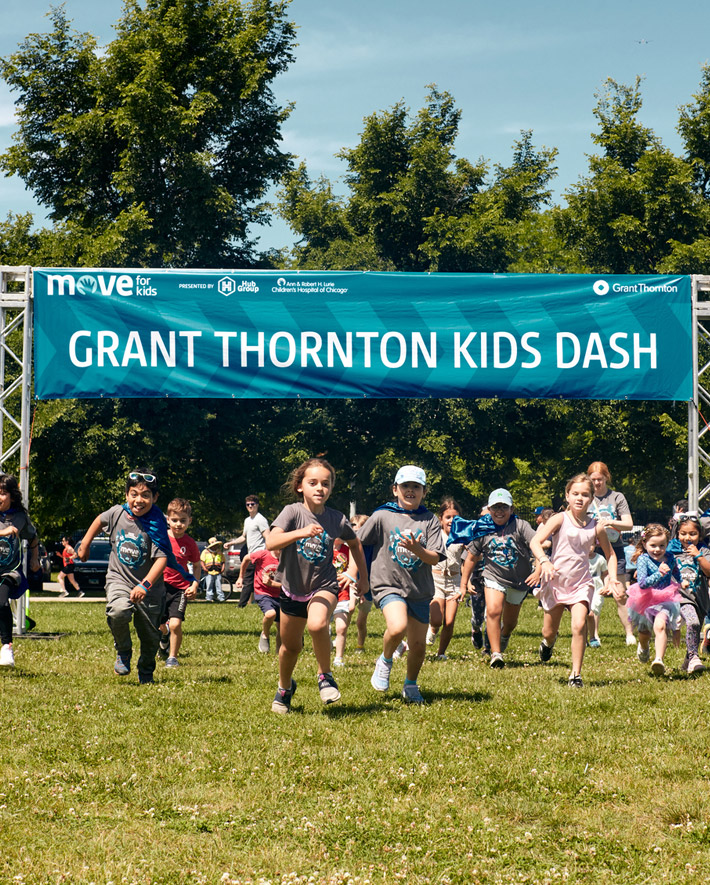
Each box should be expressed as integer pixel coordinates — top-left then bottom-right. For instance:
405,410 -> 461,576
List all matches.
0,265 -> 33,636
688,275 -> 710,511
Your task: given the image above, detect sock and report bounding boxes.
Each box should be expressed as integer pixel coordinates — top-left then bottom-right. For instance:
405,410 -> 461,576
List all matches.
404,678 -> 417,686
382,654 -> 393,664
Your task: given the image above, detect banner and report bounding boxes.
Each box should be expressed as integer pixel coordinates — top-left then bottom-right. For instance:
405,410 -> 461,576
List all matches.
33,270 -> 692,401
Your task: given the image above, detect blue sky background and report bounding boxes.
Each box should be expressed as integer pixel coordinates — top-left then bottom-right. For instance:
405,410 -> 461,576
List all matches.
1,0 -> 709,253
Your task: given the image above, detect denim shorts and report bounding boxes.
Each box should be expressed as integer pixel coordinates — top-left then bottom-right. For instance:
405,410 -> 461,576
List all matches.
379,592 -> 431,624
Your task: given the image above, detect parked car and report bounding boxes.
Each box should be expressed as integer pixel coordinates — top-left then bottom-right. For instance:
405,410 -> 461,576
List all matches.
73,537 -> 112,593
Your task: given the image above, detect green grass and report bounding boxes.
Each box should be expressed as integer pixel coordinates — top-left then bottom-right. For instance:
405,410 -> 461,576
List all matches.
2,599 -> 710,884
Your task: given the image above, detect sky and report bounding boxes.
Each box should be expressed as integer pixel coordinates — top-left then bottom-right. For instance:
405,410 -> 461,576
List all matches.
1,0 -> 709,253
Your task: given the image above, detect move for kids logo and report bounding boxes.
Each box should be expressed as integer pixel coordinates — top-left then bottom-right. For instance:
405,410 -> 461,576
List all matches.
116,530 -> 148,569
388,528 -> 423,571
487,536 -> 519,568
297,529 -> 329,564
0,535 -> 19,570
44,272 -> 157,297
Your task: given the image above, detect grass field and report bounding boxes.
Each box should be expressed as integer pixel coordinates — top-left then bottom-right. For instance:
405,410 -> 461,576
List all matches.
2,598 -> 710,885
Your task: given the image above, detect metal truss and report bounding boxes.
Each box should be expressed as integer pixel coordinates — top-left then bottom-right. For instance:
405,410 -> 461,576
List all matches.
688,275 -> 710,511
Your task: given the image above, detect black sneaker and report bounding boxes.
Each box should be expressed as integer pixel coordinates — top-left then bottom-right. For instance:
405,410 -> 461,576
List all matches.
539,640 -> 554,663
568,674 -> 583,688
138,671 -> 155,685
158,634 -> 170,660
272,679 -> 297,714
471,627 -> 483,649
318,672 -> 341,704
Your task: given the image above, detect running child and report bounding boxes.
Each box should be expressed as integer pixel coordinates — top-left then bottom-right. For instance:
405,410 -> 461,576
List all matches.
332,538 -> 357,667
427,498 -> 465,660
359,465 -> 446,705
531,474 -> 623,687
267,458 -> 368,713
587,547 -> 609,648
349,514 -> 372,654
673,514 -> 710,674
627,524 -> 683,676
457,489 -> 540,669
237,545 -> 281,653
158,498 -> 200,668
0,473 -> 41,667
77,470 -> 169,684
58,535 -> 83,598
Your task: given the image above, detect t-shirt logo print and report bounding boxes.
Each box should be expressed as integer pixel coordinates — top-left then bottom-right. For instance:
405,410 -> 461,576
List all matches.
389,528 -> 423,571
0,535 -> 19,570
488,536 -> 518,567
297,529 -> 329,564
116,529 -> 147,569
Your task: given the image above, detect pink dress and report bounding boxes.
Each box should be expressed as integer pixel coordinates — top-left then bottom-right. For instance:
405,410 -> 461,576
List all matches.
539,513 -> 597,611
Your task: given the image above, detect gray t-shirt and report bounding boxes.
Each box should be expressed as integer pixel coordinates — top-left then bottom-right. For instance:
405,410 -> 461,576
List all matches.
0,509 -> 37,574
358,507 -> 446,603
468,517 -> 536,590
592,489 -> 631,545
99,505 -> 166,593
272,503 -> 355,600
244,512 -> 269,553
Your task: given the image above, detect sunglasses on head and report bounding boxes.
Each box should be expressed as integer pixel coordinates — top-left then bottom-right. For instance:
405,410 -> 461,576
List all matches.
129,472 -> 156,483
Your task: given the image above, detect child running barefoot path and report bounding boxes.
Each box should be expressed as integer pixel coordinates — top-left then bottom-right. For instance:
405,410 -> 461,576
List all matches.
359,465 -> 446,705
267,458 -> 368,713
531,474 -> 624,687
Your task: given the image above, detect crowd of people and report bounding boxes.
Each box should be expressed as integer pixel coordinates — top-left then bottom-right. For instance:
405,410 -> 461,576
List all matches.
0,460 -> 707,711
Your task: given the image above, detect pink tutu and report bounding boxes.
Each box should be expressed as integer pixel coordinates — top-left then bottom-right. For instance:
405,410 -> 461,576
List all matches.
627,581 -> 682,633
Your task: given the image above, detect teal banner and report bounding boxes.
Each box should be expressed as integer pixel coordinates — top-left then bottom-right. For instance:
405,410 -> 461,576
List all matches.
33,270 -> 692,401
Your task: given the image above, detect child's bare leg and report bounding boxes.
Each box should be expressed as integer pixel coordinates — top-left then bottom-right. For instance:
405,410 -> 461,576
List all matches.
570,602 -> 588,675
381,600 -> 408,659
542,605 -> 564,647
638,628 -> 651,652
429,598 -> 444,636
334,610 -> 350,659
484,586 -> 505,653
168,616 -> 183,657
437,598 -> 459,655
615,575 -> 634,640
501,600 -> 522,641
278,612 -> 307,688
587,610 -> 600,642
262,609 -> 277,639
356,603 -> 369,648
306,592 -> 337,675
405,616 -> 429,682
654,613 -> 668,660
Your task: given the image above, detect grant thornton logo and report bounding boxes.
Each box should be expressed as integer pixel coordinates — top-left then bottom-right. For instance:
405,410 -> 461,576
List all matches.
593,280 -> 610,296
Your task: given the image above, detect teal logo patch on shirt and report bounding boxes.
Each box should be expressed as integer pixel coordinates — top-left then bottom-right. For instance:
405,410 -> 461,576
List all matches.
116,529 -> 147,569
297,529 -> 329,564
389,528 -> 423,571
0,534 -> 19,570
487,536 -> 519,567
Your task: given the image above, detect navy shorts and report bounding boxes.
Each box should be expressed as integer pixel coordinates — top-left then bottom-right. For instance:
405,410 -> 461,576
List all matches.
255,592 -> 281,622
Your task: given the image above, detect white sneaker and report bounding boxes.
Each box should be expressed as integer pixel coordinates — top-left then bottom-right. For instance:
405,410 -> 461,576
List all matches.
651,658 -> 665,676
435,653 -> 447,661
392,640 -> 408,660
490,652 -> 504,669
0,643 -> 15,667
371,655 -> 393,691
637,643 -> 650,663
333,656 -> 344,667
258,634 -> 270,654
688,654 -> 706,674
626,633 -> 637,646
425,627 -> 436,645
402,683 -> 425,704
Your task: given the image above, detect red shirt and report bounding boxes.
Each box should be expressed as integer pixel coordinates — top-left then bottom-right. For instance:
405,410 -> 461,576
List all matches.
251,549 -> 280,599
333,543 -> 351,602
163,533 -> 200,589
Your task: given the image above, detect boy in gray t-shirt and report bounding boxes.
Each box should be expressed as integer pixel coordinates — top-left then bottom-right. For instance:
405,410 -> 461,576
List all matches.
458,488 -> 540,670
78,470 -> 167,684
360,465 -> 446,706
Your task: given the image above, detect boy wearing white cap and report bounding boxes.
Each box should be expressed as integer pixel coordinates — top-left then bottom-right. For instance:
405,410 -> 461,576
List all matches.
458,488 -> 540,668
358,465 -> 446,704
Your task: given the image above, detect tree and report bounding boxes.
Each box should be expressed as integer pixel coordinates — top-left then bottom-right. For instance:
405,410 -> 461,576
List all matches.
1,0 -> 295,267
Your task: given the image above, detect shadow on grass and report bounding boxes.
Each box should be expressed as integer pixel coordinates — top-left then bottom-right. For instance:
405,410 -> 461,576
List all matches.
316,689 -> 493,716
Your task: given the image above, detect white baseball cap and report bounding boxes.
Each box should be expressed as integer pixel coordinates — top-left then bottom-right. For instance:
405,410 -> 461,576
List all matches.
394,465 -> 427,486
487,488 -> 513,507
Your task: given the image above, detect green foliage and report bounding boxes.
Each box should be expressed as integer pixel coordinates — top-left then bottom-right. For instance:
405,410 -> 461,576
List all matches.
1,0 -> 296,267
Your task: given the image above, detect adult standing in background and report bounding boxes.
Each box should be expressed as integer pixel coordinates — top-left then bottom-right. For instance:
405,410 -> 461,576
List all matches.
235,495 -> 270,608
587,461 -> 635,646
201,538 -> 225,603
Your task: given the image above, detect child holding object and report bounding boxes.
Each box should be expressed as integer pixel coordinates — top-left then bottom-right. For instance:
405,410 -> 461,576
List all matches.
267,458 -> 368,713
627,524 -> 683,676
531,474 -> 623,687
358,465 -> 446,705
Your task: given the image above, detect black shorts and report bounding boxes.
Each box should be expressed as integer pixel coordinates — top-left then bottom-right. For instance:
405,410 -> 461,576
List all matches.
62,563 -> 75,575
162,583 -> 188,624
279,587 -> 337,619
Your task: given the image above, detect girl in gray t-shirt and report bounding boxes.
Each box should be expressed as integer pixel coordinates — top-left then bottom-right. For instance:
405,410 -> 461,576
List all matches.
267,458 -> 368,714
